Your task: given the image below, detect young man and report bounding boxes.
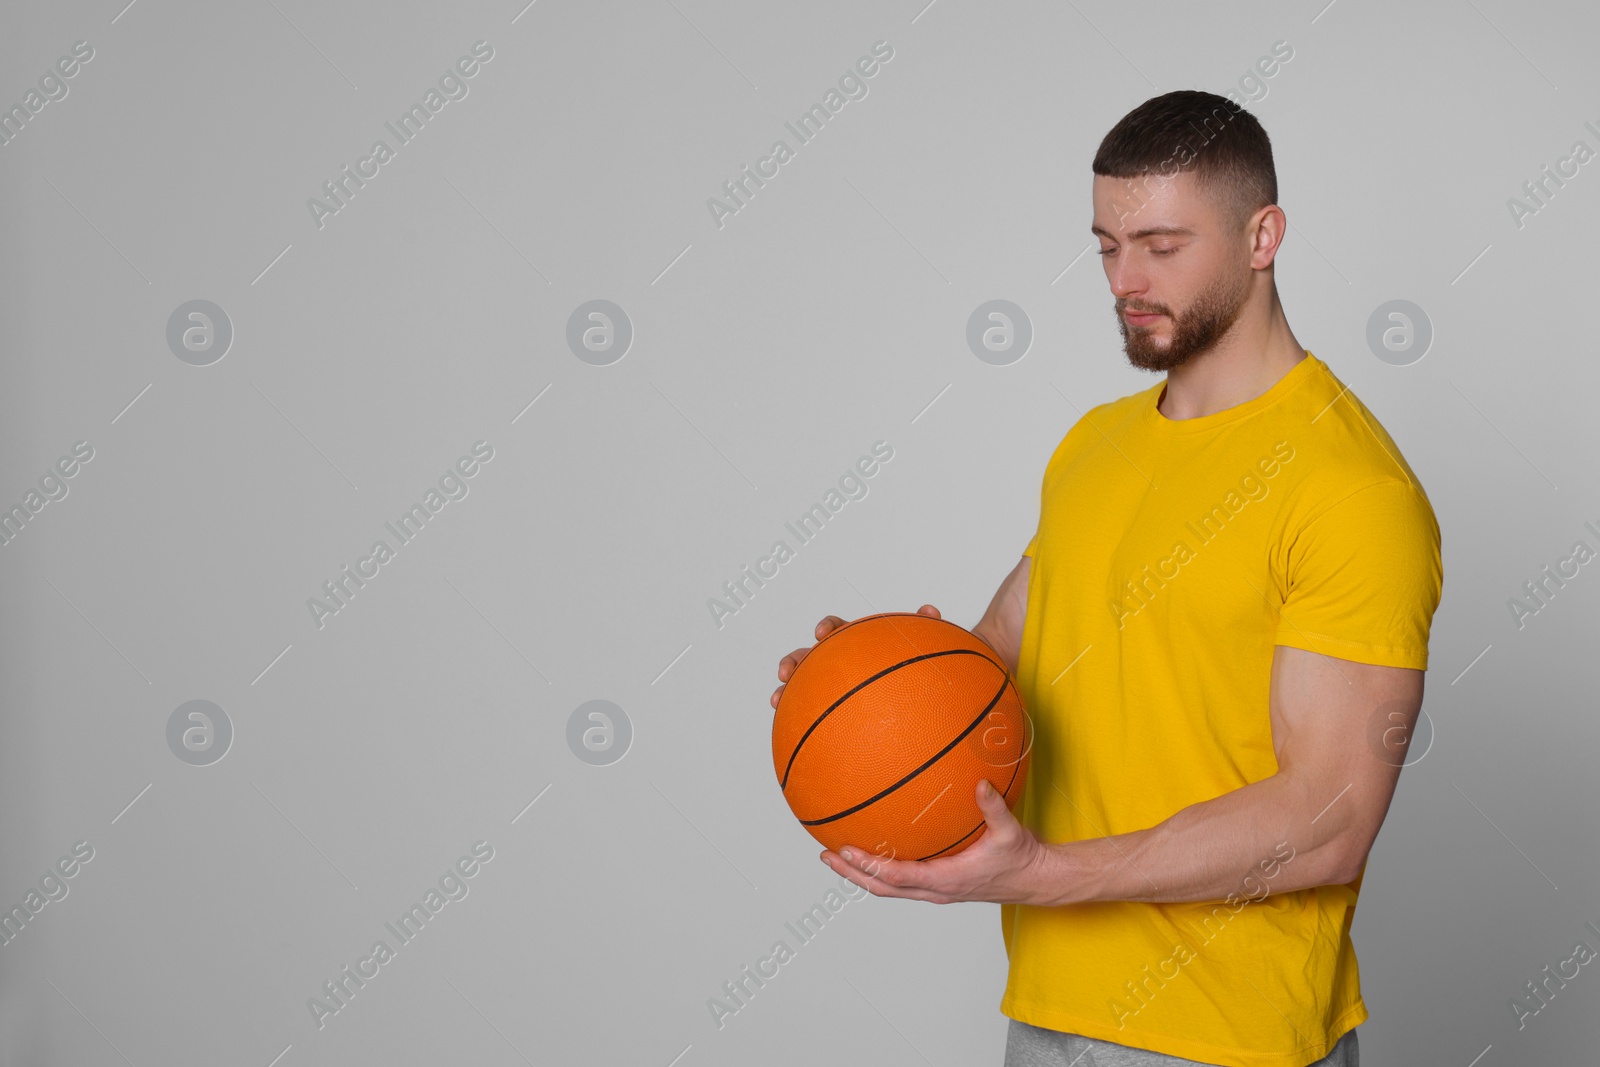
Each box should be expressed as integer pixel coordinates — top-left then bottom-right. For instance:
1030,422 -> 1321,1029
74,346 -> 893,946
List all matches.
771,90 -> 1443,1067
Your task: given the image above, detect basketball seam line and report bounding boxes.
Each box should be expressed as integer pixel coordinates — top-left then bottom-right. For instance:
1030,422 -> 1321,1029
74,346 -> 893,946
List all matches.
799,676 -> 1010,827
779,647 -> 996,790
917,820 -> 982,861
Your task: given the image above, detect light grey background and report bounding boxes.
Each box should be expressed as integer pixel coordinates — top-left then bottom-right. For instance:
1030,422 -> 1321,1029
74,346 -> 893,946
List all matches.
1,0 -> 1596,1064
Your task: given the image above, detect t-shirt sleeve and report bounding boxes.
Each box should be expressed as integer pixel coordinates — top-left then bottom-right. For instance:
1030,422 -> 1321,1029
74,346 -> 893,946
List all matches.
1273,479 -> 1443,670
1023,532 -> 1039,558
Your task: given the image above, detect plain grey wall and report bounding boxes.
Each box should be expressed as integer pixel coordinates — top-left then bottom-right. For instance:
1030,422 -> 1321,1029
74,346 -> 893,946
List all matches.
1,0 -> 1596,1064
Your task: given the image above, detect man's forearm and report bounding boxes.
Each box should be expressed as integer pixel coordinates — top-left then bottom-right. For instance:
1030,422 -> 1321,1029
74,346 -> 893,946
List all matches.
972,621 -> 1016,676
974,615 -> 1026,679
1027,771 -> 1360,907
972,556 -> 1030,678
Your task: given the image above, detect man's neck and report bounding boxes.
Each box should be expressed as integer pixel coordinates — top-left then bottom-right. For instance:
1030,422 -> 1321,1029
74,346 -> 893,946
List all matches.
1157,309 -> 1304,421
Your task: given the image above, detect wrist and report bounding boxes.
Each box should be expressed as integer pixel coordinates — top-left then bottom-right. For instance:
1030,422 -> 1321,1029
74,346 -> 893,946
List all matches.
1024,844 -> 1075,908
1030,838 -> 1109,907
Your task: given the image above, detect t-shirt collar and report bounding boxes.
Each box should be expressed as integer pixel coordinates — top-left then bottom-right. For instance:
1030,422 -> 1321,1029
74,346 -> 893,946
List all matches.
1143,350 -> 1319,434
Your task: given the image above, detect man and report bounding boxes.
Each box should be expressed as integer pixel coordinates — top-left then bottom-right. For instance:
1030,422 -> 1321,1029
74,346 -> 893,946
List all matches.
770,90 -> 1442,1067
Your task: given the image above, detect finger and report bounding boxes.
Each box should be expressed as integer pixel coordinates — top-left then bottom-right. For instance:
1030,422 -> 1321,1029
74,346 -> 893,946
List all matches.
917,604 -> 942,620
839,847 -> 933,892
824,850 -> 952,903
814,615 -> 847,639
975,779 -> 1019,833
777,646 -> 811,682
776,616 -> 847,706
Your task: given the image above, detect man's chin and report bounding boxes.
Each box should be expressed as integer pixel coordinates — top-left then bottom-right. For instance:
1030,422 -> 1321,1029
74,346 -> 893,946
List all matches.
1123,339 -> 1188,372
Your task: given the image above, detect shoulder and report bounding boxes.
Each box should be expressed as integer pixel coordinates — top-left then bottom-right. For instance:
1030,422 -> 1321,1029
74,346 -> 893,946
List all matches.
1036,381 -> 1157,475
1071,381 -> 1159,443
1285,355 -> 1435,517
1304,477 -> 1438,538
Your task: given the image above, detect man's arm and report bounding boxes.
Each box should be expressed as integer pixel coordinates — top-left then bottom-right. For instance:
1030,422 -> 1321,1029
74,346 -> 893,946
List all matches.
1029,645 -> 1423,906
972,554 -> 1031,678
828,643 -> 1424,908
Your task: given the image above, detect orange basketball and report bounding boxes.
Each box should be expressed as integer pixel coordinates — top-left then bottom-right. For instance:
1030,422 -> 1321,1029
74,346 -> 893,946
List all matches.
772,611 -> 1032,862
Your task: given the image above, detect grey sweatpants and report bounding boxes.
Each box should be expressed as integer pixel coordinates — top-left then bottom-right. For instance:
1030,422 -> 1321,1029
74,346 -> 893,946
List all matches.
1003,1020 -> 1358,1067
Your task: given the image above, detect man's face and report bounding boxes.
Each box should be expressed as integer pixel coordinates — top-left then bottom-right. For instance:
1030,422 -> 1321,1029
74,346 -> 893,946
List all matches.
1091,171 -> 1253,372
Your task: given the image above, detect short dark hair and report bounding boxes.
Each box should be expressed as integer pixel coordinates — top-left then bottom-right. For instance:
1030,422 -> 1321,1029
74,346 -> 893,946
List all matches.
1092,90 -> 1277,229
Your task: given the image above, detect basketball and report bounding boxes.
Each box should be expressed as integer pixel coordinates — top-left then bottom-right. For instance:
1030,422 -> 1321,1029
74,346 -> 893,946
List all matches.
772,611 -> 1032,862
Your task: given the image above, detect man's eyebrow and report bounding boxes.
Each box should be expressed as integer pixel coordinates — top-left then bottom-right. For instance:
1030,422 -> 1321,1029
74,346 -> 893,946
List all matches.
1090,225 -> 1197,240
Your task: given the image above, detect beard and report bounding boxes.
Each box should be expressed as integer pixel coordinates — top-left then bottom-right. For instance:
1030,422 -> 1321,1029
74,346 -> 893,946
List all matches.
1116,269 -> 1251,372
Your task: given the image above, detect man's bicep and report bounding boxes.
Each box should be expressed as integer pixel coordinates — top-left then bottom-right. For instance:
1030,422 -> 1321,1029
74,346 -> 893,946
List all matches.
1268,644 -> 1425,882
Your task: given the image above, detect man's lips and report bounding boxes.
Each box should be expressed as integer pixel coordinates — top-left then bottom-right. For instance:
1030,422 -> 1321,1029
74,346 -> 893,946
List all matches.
1122,309 -> 1163,325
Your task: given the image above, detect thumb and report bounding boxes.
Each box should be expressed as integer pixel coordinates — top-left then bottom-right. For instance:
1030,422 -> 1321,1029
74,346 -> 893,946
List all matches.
976,778 -> 1013,823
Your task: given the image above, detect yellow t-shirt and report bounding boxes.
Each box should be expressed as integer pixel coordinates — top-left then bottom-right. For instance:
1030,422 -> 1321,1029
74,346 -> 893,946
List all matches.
1002,352 -> 1443,1067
